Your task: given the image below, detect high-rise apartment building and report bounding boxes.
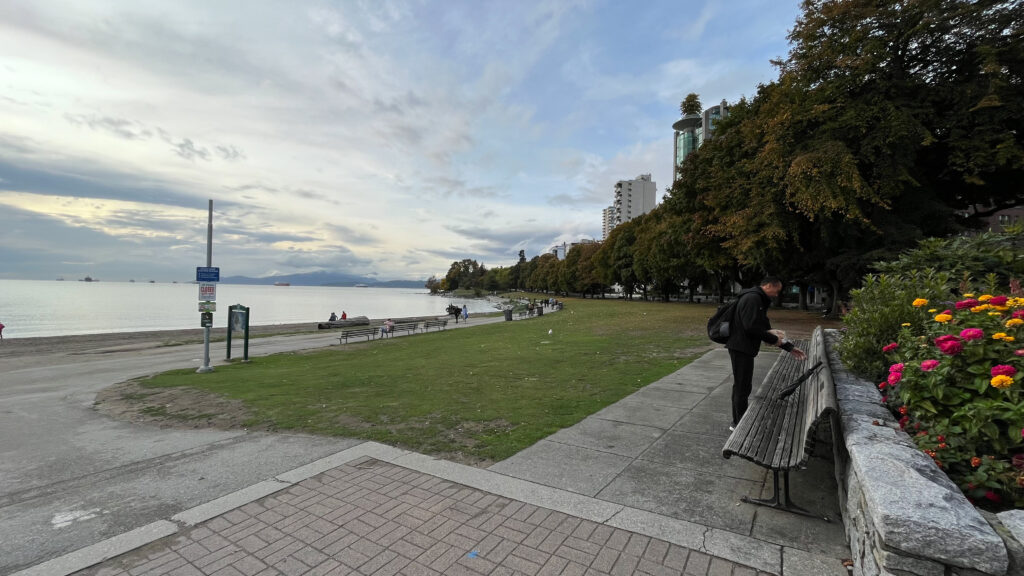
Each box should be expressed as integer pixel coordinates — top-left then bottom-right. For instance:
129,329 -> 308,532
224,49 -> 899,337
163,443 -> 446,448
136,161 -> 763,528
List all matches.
603,174 -> 656,239
672,99 -> 728,182
602,206 -> 616,240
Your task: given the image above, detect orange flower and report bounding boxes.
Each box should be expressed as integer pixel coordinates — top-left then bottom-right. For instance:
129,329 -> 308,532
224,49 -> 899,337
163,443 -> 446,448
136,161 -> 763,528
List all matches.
971,456 -> 982,467
992,375 -> 1014,389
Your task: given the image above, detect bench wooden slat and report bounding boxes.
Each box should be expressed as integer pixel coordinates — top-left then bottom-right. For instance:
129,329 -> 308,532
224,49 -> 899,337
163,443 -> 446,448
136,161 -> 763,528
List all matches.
723,326 -> 837,471
338,327 -> 377,344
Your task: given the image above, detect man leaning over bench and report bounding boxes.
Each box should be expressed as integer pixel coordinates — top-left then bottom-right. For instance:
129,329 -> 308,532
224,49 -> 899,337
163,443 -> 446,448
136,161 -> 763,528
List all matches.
725,276 -> 806,431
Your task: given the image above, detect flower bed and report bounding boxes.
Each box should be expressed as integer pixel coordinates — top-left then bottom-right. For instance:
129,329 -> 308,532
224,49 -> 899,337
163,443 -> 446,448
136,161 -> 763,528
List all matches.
880,293 -> 1024,509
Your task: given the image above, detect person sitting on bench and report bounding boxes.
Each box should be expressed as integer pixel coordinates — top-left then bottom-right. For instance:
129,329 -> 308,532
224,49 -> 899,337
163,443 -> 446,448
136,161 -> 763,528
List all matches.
380,318 -> 395,337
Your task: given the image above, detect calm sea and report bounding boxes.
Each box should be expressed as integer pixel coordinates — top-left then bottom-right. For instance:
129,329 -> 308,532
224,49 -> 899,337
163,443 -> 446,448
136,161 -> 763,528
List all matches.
0,280 -> 498,338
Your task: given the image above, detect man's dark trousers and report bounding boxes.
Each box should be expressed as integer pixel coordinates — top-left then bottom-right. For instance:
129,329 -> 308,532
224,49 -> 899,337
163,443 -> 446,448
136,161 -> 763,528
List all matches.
729,349 -> 756,426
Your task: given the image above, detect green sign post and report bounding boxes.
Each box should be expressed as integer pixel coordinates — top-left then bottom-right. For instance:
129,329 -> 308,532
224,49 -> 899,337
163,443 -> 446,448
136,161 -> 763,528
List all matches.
226,304 -> 250,361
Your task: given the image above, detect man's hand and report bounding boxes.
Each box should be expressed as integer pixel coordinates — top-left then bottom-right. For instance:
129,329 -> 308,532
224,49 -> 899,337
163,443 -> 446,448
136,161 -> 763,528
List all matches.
768,329 -> 786,342
790,348 -> 807,361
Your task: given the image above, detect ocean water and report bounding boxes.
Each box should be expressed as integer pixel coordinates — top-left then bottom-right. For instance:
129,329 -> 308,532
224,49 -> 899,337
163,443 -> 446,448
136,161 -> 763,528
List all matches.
0,280 -> 498,338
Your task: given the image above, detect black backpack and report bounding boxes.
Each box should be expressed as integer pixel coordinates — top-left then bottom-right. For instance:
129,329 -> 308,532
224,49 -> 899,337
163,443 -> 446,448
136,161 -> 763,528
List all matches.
707,300 -> 736,344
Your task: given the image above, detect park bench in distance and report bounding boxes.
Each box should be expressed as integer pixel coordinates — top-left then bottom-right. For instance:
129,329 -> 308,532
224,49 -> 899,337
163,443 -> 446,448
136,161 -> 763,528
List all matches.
422,318 -> 447,331
722,325 -> 838,521
381,322 -> 419,338
337,326 -> 378,344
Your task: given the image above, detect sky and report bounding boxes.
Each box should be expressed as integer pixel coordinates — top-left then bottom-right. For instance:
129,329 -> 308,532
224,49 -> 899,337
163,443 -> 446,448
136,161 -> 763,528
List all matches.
0,0 -> 802,283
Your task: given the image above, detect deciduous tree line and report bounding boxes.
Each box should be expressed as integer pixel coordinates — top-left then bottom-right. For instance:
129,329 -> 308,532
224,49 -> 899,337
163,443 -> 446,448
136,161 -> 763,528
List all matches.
430,0 -> 1022,307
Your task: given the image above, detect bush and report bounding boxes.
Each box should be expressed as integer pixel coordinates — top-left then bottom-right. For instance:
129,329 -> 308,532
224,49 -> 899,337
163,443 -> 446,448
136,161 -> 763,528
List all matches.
838,228 -> 1024,509
881,294 -> 1024,508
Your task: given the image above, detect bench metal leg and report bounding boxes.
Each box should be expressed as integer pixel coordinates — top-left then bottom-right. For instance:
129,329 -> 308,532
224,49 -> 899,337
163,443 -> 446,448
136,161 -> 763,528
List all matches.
742,470 -> 830,522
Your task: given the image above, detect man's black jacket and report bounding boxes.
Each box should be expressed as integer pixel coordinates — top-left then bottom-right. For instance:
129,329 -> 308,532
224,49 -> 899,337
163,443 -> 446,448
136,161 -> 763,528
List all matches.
725,287 -> 780,356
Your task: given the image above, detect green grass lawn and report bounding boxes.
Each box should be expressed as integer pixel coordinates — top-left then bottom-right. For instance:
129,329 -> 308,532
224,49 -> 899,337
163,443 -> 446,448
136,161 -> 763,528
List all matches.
136,297 -> 720,464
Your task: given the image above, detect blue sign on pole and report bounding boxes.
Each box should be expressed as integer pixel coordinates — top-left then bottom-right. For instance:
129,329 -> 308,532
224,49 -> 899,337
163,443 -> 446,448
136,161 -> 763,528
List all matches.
196,267 -> 220,282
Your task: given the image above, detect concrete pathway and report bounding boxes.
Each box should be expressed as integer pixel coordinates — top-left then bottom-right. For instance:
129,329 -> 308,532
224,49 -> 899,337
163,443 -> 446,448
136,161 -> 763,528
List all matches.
8,307 -> 852,575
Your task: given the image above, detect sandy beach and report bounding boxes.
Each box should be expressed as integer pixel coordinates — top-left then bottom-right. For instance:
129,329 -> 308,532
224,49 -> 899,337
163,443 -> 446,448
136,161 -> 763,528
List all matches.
0,322 -> 318,359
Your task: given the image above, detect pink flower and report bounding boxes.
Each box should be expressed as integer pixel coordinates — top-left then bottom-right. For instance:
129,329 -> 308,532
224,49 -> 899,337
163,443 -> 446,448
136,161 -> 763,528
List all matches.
990,296 -> 1009,306
992,365 -> 1018,378
985,490 -> 1002,503
956,299 -> 980,309
1013,310 -> 1024,319
878,382 -> 887,390
921,359 -> 940,371
882,342 -> 899,353
887,371 -> 902,386
899,415 -> 910,428
960,328 -> 985,341
935,335 -> 963,355
1016,349 -> 1024,357
889,363 -> 904,373
881,395 -> 888,403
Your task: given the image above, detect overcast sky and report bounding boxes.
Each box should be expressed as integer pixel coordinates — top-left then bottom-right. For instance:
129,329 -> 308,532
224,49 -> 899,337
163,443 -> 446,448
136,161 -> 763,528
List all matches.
0,0 -> 801,282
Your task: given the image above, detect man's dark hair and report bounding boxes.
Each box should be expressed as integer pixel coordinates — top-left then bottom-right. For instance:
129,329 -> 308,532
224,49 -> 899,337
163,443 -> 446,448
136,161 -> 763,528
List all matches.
760,276 -> 782,287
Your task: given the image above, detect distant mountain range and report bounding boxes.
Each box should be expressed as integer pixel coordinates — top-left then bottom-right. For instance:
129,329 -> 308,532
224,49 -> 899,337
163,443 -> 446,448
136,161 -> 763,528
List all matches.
220,271 -> 425,288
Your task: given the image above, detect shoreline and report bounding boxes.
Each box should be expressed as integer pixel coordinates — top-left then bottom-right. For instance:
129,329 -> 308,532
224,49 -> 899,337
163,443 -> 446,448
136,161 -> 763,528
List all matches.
0,311 -> 504,359
0,322 -> 318,359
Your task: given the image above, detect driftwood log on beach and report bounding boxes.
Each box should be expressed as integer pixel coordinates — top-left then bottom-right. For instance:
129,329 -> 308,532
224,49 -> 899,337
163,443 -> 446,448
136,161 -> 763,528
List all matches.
316,316 -> 370,329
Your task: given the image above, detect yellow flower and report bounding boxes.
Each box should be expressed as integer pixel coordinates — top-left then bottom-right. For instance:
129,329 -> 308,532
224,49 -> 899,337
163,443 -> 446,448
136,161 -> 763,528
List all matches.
912,298 -> 929,307
934,314 -> 953,323
1006,336 -> 1016,342
978,294 -> 992,302
990,312 -> 1003,316
993,332 -> 1008,340
1007,318 -> 1024,328
901,323 -> 911,327
994,306 -> 1010,312
972,305 -> 991,313
992,374 -> 1014,389
964,293 -> 975,298
928,308 -> 937,313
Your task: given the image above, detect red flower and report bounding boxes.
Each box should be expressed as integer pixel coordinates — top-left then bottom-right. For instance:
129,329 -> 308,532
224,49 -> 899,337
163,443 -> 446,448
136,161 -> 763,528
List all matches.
880,395 -> 888,403
937,435 -> 945,442
985,491 -> 1002,502
1013,310 -> 1024,319
992,365 -> 1018,378
899,406 -> 908,415
899,415 -> 909,428
887,372 -> 902,386
956,299 -> 980,309
878,382 -> 887,390
882,342 -> 899,353
938,443 -> 948,449
959,328 -> 984,341
990,296 -> 1008,306
935,335 -> 963,355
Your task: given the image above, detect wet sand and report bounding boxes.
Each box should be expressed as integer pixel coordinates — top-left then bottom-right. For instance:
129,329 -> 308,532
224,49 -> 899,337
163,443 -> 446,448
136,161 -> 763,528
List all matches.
0,323 -> 317,359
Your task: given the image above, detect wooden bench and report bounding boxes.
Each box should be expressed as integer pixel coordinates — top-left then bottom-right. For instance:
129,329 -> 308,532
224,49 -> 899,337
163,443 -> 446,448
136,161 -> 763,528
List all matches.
337,326 -> 377,344
722,326 -> 837,520
381,322 -> 419,338
422,319 -> 447,331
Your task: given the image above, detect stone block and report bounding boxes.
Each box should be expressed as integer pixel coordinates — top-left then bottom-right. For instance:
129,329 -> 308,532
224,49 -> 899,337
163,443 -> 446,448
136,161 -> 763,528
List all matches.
988,510 -> 1024,576
849,443 -> 1008,574
841,415 -> 914,450
871,541 -> 945,576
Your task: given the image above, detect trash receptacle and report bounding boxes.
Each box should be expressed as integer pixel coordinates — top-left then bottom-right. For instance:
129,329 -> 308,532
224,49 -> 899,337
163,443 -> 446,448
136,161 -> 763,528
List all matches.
504,309 -> 513,321
537,306 -> 543,316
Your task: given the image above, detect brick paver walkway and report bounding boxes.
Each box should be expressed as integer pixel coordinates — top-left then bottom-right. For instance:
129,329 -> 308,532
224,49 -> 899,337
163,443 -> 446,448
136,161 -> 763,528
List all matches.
76,457 -> 772,576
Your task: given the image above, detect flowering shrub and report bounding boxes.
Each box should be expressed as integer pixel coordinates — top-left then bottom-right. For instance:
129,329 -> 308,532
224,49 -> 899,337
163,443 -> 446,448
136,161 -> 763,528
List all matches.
883,294 -> 1024,508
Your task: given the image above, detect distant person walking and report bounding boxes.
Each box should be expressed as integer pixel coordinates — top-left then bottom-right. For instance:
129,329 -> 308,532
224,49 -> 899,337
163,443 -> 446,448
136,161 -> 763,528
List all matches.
462,304 -> 469,322
726,277 -> 806,430
0,320 -> 4,340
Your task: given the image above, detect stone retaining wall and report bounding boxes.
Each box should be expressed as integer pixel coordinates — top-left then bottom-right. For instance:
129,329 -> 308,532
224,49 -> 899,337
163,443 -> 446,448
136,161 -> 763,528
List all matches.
823,330 -> 1021,576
